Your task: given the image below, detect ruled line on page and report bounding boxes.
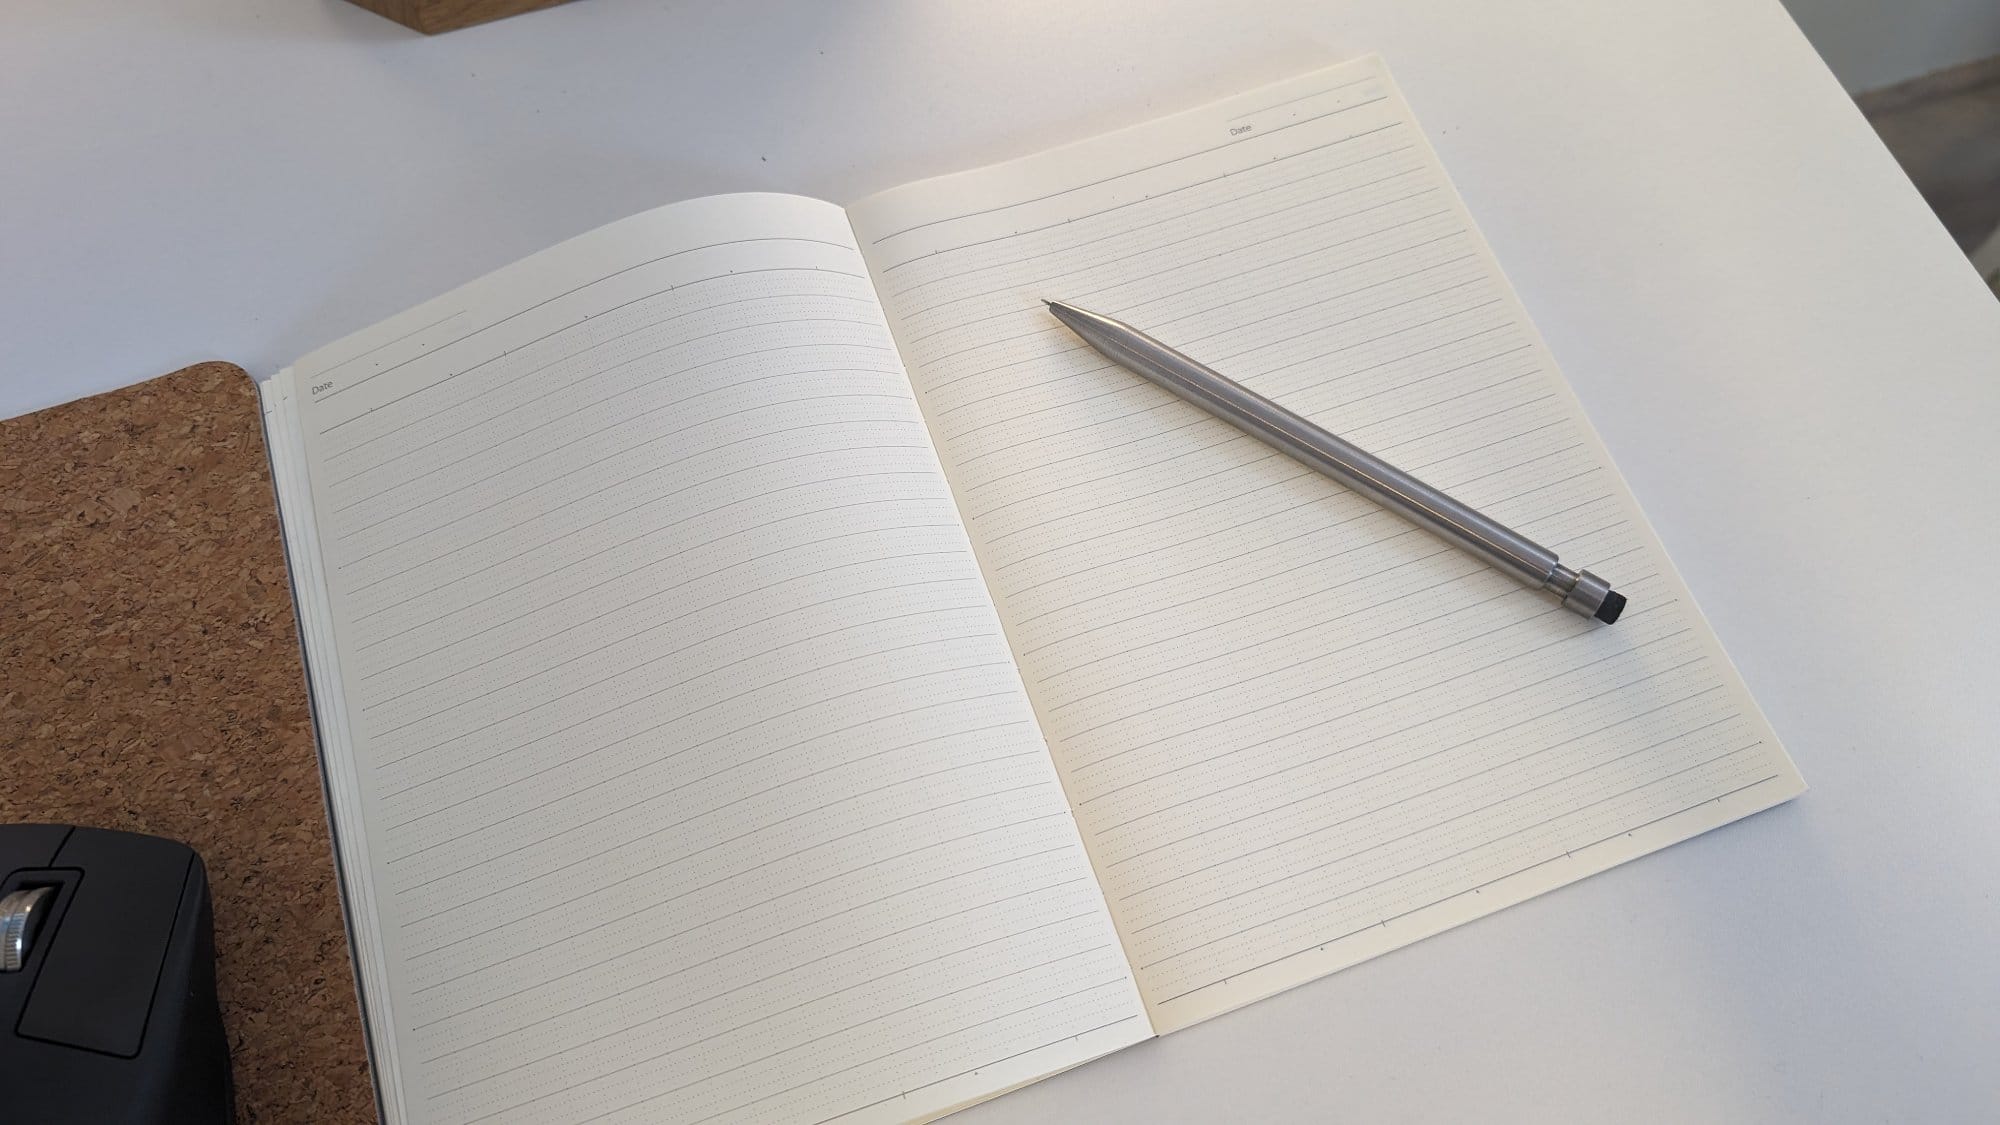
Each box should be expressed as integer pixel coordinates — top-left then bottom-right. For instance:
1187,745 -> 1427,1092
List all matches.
415,861 -> 1087,1040
453,946 -> 1117,1112
904,197 -> 1448,351
868,94 -> 1392,245
369,602 -> 991,743
376,639 -> 1005,787
1148,771 -> 1783,1006
1104,676 -> 1706,872
358,516 -> 961,707
352,486 -> 944,644
316,236 -> 855,408
1064,572 -> 1663,813
285,194 -> 1148,1123
1120,681 -> 1722,911
850,57 -> 1799,1027
326,276 -> 878,474
897,147 -> 1426,336
403,796 -> 1060,975
350,467 -> 933,625
336,376 -> 897,544
394,751 -> 1044,912
426,907 -> 1106,1084
332,346 -> 889,511
903,174 -> 1438,324
899,168 -> 1442,322
1226,73 -> 1380,123
313,308 -> 466,381
605,980 -> 1138,1125
353,518 -> 955,678
801,1014 -> 1147,1125
398,744 -> 1048,928
1133,743 -> 1770,971
884,128 -> 1407,294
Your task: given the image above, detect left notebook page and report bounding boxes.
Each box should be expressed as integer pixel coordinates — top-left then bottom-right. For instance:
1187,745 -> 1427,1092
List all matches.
261,193 -> 1149,1125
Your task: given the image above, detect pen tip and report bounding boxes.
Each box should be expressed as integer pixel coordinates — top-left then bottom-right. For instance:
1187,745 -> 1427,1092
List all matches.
1594,590 -> 1627,624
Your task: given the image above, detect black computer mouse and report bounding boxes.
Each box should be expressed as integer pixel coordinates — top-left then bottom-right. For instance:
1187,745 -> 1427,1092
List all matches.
0,824 -> 234,1124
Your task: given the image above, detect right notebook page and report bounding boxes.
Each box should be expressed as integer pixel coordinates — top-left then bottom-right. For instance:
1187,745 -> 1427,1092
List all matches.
848,54 -> 1805,1032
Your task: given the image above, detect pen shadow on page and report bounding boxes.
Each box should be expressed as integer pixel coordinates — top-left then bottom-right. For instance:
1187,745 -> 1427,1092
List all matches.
263,140 -> 731,378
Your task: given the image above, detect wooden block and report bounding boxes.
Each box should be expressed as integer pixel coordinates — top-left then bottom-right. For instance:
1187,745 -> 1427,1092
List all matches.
342,0 -> 580,35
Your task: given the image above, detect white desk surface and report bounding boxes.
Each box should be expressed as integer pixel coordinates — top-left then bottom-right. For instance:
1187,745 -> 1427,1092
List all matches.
5,1 -> 1998,1121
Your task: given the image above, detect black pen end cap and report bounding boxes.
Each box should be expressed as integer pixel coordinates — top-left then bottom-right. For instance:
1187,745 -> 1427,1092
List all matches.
1594,590 -> 1627,624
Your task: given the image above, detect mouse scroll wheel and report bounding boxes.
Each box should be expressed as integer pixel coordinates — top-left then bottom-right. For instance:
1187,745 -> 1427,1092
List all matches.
0,886 -> 56,972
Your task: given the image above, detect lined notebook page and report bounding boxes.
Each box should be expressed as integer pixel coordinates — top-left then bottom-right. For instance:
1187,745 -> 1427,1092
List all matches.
267,194 -> 1147,1125
849,58 -> 1804,1031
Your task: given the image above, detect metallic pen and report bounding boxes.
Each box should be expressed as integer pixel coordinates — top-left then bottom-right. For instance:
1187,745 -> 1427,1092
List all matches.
1046,300 -> 1626,624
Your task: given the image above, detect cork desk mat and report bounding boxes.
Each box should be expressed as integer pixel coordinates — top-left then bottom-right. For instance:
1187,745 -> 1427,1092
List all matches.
1,363 -> 374,1122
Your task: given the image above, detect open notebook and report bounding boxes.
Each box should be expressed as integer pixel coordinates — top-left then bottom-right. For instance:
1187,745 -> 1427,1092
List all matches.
262,55 -> 1803,1125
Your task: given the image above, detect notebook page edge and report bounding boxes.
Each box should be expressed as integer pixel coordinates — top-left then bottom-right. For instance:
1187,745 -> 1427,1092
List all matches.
259,368 -> 411,1123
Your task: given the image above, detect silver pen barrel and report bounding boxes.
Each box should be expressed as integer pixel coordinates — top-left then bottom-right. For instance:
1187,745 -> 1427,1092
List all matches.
1047,301 -> 1624,623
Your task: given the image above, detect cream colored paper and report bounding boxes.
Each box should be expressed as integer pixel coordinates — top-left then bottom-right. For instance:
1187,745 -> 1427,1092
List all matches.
848,55 -> 1803,1031
265,193 -> 1148,1125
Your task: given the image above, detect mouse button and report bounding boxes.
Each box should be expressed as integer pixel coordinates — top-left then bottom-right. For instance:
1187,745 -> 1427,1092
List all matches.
17,830 -> 192,1058
0,824 -> 72,874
